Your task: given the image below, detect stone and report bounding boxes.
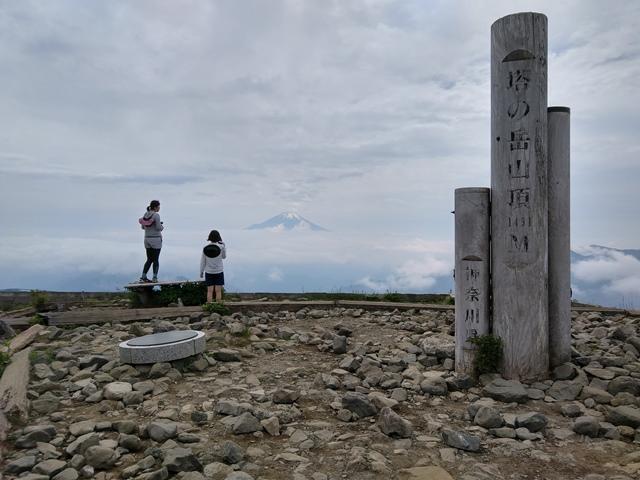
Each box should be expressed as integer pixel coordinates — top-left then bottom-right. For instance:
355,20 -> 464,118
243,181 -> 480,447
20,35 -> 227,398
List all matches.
149,362 -> 172,378
123,390 -> 144,405
224,473 -> 255,480
515,412 -> 548,432
368,391 -> 399,410
33,459 -> 67,477
204,462 -> 234,478
342,392 -> 377,418
441,429 -> 480,452
84,446 -> 118,469
573,416 -> 600,437
420,377 -> 448,396
489,427 -> 516,438
212,349 -> 242,362
147,421 -> 178,442
515,427 -> 542,441
5,455 -> 37,474
608,376 -> 640,396
580,386 -> 613,404
584,367 -> 616,380
482,378 -> 528,403
333,335 -> 348,354
398,466 -> 455,480
260,416 -> 280,436
103,381 -> 133,400
547,380 -> 583,401
445,374 -> 475,391
606,406 -> 640,428
377,407 -> 413,438
272,388 -> 299,404
162,447 -> 203,473
221,440 -> 245,464
52,468 -> 79,480
232,412 -> 262,434
15,425 -> 57,448
69,420 -> 96,437
65,433 -> 100,456
561,403 -> 583,418
552,363 -> 577,380
114,420 -> 138,434
119,434 -> 143,451
474,406 -> 503,429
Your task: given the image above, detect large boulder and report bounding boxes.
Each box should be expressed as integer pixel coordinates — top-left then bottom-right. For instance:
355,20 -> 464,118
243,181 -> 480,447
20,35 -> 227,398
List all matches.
474,406 -> 503,429
342,392 -> 377,418
103,382 -> 132,400
162,447 -> 202,473
441,429 -> 480,452
606,406 -> 640,428
482,379 -> 528,403
515,412 -> 548,433
377,407 -> 413,438
607,376 -> 640,396
547,380 -> 583,401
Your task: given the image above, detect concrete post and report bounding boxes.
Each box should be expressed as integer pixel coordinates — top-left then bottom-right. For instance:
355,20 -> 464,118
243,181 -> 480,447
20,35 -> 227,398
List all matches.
491,12 -> 549,380
548,106 -> 571,367
454,188 -> 491,374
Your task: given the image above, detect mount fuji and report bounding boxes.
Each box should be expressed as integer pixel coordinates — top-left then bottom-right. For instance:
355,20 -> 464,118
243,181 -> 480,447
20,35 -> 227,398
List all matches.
246,212 -> 328,232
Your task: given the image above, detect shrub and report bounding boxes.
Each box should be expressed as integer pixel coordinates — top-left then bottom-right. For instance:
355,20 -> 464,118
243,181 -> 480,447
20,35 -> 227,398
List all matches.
468,334 -> 503,375
30,290 -> 49,312
202,301 -> 230,316
383,291 -> 402,302
29,314 -> 46,326
0,350 -> 10,377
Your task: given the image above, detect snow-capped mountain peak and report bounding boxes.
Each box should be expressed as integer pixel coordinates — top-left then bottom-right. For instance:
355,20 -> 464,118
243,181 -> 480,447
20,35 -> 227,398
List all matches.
246,212 -> 328,231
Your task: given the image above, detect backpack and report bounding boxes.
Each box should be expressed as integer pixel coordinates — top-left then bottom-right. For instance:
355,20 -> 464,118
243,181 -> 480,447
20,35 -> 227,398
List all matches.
138,215 -> 156,227
203,244 -> 221,258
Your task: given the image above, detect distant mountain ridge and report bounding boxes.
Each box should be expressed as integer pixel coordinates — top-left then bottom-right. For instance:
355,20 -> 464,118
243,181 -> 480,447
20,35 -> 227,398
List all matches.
247,212 -> 328,231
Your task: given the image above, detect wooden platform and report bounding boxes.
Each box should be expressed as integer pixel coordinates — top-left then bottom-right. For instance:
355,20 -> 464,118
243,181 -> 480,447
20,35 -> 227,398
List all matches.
124,280 -> 204,289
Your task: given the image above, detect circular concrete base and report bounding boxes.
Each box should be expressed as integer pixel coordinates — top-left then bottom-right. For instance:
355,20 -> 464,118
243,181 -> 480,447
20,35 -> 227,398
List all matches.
119,330 -> 206,364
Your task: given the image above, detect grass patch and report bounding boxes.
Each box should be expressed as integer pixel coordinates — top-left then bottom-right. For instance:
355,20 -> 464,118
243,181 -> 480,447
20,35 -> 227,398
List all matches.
202,301 -> 230,316
29,348 -> 55,364
0,351 -> 10,376
468,334 -> 503,375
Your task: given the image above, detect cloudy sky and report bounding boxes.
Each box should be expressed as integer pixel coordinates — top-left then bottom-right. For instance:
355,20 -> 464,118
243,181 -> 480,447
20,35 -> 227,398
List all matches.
1,1 -> 639,304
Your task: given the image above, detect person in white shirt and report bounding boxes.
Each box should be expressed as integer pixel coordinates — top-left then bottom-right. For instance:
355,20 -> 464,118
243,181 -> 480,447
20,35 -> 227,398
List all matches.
200,230 -> 226,302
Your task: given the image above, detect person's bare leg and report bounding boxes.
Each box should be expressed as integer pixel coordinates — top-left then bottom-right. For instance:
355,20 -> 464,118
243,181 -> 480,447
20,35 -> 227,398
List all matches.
207,286 -> 214,303
215,285 -> 223,302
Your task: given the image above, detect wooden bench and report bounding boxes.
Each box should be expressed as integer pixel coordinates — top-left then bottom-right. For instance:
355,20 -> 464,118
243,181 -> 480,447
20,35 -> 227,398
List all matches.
124,280 -> 204,306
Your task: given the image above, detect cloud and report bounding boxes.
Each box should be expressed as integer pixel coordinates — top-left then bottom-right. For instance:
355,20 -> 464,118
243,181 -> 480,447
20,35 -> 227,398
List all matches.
358,254 -> 452,292
571,246 -> 640,306
268,268 -> 284,282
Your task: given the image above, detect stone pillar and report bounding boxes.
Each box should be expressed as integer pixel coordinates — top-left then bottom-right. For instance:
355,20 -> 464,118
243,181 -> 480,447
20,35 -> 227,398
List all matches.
548,106 -> 571,367
491,12 -> 549,380
454,188 -> 491,374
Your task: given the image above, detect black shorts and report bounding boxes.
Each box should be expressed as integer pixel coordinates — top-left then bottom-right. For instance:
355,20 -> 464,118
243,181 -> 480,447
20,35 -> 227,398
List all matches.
205,272 -> 224,286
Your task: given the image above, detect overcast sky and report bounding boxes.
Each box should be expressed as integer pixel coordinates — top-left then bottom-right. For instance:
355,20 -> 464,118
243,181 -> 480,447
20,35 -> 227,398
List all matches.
1,1 -> 639,297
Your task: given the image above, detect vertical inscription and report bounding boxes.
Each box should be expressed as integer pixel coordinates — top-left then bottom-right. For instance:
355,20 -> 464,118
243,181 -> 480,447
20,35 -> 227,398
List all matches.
462,261 -> 482,348
504,63 -> 534,260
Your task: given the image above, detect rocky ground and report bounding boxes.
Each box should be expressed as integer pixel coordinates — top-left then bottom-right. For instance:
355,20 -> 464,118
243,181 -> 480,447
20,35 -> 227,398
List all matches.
3,307 -> 640,480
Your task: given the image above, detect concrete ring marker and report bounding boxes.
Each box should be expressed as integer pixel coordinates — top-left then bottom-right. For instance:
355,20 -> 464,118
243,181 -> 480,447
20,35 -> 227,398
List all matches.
119,330 -> 206,364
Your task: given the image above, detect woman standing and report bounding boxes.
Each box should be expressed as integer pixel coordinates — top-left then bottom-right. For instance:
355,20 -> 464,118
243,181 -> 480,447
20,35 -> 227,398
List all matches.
139,200 -> 164,283
200,230 -> 226,302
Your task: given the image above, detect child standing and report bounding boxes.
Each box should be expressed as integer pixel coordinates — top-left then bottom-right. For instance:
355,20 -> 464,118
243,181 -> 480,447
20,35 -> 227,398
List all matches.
200,230 -> 226,302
